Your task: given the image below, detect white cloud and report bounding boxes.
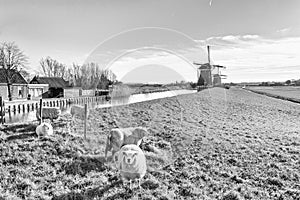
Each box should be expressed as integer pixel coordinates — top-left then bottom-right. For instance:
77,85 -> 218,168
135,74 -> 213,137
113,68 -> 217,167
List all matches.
107,49 -> 197,82
242,35 -> 259,39
201,34 -> 300,82
276,28 -> 291,34
222,35 -> 238,41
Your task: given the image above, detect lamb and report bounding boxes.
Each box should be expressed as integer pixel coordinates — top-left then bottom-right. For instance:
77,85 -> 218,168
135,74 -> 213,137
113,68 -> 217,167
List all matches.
114,144 -> 147,189
104,127 -> 148,160
70,105 -> 89,120
35,122 -> 53,137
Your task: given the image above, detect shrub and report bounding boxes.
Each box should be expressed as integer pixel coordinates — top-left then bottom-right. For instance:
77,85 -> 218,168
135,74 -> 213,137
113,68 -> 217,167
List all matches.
110,84 -> 133,98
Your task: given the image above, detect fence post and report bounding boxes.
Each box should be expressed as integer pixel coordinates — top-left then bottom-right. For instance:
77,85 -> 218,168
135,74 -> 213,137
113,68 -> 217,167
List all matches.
39,99 -> 43,124
0,96 -> 4,124
84,103 -> 87,139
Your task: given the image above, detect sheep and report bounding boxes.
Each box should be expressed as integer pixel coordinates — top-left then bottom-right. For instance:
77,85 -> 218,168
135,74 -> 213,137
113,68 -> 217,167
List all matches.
36,107 -> 61,121
104,127 -> 148,161
36,122 -> 53,137
114,144 -> 147,189
70,105 -> 89,120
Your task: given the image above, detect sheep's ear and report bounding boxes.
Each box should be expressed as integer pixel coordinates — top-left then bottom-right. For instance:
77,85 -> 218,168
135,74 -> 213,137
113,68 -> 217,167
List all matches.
139,127 -> 148,136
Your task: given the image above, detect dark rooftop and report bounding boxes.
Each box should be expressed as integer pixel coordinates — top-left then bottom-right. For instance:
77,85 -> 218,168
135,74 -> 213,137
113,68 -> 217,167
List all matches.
0,68 -> 28,84
30,76 -> 70,88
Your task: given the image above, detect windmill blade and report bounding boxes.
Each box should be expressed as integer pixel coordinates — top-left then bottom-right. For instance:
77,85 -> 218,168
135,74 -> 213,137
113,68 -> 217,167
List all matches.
193,62 -> 202,65
212,65 -> 226,69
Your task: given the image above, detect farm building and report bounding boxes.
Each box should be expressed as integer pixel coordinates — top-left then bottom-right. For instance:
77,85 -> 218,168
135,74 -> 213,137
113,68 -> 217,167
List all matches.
30,76 -> 70,98
0,68 -> 28,100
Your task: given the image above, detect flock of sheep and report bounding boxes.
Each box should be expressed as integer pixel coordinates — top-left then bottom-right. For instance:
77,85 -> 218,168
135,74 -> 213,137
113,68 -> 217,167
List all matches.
35,105 -> 149,190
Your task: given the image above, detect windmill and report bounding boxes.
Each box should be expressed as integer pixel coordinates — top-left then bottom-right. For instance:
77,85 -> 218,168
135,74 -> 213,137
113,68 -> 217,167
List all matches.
193,45 -> 227,86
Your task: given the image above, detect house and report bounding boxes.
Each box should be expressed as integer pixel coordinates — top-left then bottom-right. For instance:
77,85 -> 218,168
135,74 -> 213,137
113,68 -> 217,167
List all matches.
0,68 -> 28,100
30,76 -> 70,98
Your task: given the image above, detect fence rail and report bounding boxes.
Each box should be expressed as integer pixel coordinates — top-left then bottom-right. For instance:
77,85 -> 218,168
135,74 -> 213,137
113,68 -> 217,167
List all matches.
0,95 -> 109,124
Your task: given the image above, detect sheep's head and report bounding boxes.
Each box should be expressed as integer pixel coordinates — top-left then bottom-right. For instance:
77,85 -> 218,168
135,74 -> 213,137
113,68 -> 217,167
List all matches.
42,124 -> 50,132
122,150 -> 138,165
133,127 -> 148,138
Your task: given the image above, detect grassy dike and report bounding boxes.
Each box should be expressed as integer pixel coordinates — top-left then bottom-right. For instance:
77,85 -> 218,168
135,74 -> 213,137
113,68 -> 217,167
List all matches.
0,87 -> 300,199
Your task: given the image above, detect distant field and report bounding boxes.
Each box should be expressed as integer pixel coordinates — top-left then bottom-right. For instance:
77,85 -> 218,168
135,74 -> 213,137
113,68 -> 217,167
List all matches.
248,86 -> 300,100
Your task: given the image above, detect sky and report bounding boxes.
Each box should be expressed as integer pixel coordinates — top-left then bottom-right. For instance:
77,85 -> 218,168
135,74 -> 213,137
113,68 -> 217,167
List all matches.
0,0 -> 300,83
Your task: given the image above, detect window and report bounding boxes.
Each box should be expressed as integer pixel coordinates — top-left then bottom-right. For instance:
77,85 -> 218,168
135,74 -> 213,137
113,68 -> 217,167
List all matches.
18,86 -> 23,98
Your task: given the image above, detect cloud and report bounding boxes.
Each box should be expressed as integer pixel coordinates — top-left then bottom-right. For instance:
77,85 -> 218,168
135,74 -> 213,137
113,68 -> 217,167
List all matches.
242,35 -> 259,40
106,49 -> 197,82
276,28 -> 291,34
198,34 -> 300,82
196,34 -> 272,50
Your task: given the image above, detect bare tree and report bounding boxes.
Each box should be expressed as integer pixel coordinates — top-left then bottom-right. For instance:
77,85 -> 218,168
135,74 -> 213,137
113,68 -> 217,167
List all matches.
40,57 -> 67,78
70,63 -> 116,89
0,42 -> 28,101
19,69 -> 32,83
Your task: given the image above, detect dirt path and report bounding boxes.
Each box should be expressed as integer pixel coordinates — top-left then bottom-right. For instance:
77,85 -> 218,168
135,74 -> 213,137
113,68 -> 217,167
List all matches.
0,87 -> 299,199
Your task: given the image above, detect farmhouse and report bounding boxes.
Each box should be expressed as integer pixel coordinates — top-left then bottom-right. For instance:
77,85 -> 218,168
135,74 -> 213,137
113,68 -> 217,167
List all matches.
30,76 -> 70,98
0,68 -> 28,100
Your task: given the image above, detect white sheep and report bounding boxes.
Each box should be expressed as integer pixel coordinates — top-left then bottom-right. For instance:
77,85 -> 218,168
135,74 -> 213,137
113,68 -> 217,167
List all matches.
104,127 -> 148,160
114,144 -> 147,189
70,105 -> 89,120
36,107 -> 61,121
36,122 -> 53,137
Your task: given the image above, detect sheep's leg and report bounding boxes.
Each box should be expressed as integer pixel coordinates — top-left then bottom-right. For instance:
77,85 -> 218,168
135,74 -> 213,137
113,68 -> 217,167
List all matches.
129,179 -> 133,190
111,150 -> 116,162
104,135 -> 111,161
137,139 -> 143,147
104,144 -> 109,161
138,178 -> 141,189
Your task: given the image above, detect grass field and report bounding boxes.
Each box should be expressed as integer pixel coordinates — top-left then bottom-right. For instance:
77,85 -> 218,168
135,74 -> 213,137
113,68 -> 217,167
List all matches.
247,86 -> 300,100
0,87 -> 300,199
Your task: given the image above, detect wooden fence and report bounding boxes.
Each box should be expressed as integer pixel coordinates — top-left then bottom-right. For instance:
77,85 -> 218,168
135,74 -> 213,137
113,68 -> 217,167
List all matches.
0,95 -> 108,124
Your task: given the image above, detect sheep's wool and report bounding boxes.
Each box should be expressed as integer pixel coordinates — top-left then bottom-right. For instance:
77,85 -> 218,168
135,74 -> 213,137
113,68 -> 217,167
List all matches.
36,122 -> 53,137
117,144 -> 147,181
70,105 -> 89,119
105,127 -> 148,159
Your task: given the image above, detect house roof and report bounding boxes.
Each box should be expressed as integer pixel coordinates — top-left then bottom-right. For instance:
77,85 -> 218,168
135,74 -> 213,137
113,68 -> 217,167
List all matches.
30,76 -> 70,88
0,68 -> 28,84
